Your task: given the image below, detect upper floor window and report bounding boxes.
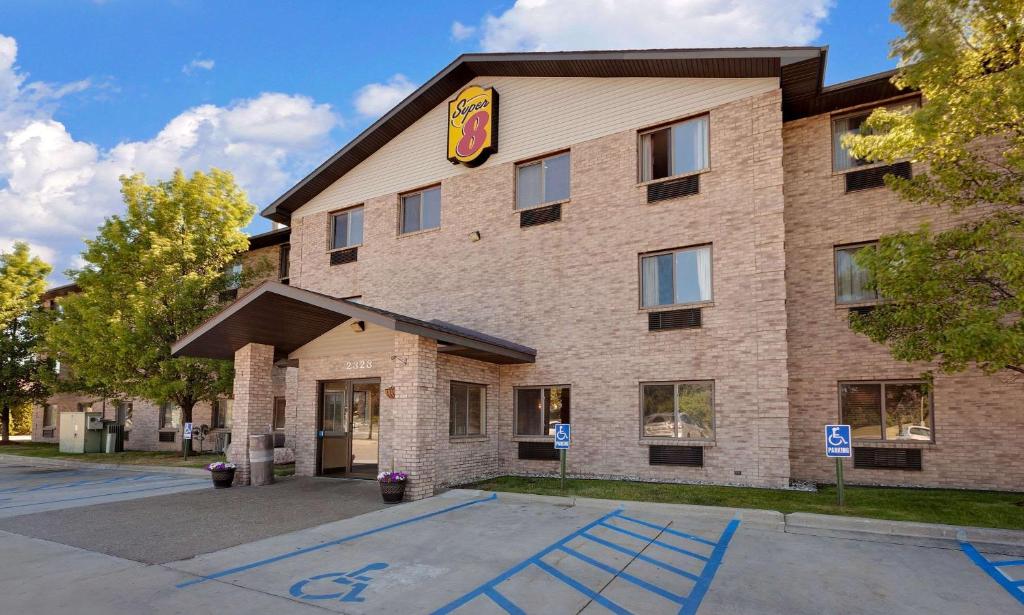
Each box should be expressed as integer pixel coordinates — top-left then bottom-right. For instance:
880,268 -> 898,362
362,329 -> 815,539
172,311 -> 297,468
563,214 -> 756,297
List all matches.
278,244 -> 290,280
450,382 -> 485,437
400,186 -> 441,234
516,152 -> 570,209
514,386 -> 570,437
835,243 -> 879,304
832,99 -> 919,172
225,261 -> 242,289
330,206 -> 364,250
641,381 -> 714,440
639,115 -> 709,182
840,381 -> 932,442
159,403 -> 181,429
641,245 -> 712,308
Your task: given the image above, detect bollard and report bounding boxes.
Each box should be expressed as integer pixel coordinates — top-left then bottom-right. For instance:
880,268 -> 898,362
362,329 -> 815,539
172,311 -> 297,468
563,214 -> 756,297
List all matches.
249,434 -> 275,486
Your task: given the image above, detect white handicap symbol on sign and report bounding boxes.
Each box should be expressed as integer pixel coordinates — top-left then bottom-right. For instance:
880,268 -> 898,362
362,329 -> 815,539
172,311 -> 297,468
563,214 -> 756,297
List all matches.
825,424 -> 852,457
289,563 -> 389,603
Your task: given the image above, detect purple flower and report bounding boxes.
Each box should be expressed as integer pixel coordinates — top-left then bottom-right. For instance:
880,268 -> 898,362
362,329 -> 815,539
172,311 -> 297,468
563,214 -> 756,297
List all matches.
208,462 -> 237,471
377,471 -> 408,483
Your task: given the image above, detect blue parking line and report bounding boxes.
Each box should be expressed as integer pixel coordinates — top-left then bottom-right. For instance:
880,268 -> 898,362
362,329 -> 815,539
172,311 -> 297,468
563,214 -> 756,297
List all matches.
483,587 -> 525,615
558,545 -> 688,605
581,531 -> 700,581
534,559 -> 631,615
617,514 -> 718,547
176,493 -> 498,589
600,522 -> 710,561
993,560 -> 1024,568
0,478 -> 209,511
961,541 -> 1024,607
679,518 -> 740,615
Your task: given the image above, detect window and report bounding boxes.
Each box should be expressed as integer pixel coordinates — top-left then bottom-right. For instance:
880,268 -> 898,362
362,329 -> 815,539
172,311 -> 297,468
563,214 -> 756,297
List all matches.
640,115 -> 709,182
330,206 -> 364,250
840,381 -> 932,441
832,100 -> 919,171
159,403 -> 181,429
279,244 -> 290,280
77,402 -> 93,412
641,381 -> 714,440
225,262 -> 242,289
400,186 -> 441,234
116,401 -> 133,430
450,382 -> 485,437
514,386 -> 570,437
273,397 -> 286,430
516,152 -> 570,209
211,399 -> 232,429
42,404 -> 55,427
835,243 -> 880,304
641,245 -> 712,308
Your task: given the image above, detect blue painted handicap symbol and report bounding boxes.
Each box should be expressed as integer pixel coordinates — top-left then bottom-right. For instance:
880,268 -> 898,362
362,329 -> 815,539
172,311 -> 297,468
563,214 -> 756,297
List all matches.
289,563 -> 389,603
825,424 -> 852,457
554,423 -> 570,450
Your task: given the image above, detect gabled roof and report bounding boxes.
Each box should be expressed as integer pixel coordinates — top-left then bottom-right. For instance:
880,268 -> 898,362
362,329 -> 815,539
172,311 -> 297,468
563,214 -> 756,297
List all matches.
261,47 -> 829,224
170,281 -> 536,364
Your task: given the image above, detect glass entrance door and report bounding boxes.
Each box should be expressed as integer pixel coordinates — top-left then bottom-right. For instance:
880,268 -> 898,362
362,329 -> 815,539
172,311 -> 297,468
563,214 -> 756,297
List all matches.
318,379 -> 380,478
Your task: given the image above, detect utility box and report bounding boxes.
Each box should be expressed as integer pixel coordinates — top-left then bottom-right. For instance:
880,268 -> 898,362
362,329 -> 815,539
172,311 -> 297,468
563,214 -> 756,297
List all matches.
59,412 -> 105,454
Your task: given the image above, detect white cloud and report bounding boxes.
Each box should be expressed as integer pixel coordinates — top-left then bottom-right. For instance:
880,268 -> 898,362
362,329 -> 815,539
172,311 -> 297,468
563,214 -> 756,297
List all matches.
0,237 -> 57,265
353,74 -> 416,118
451,21 -> 477,41
0,33 -> 340,282
466,0 -> 833,51
183,57 -> 215,75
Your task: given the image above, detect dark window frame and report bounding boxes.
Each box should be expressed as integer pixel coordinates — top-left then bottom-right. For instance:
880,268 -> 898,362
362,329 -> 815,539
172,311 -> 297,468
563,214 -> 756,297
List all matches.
42,404 -> 56,427
514,150 -> 571,211
834,241 -> 881,306
159,403 -> 181,430
638,113 -> 711,183
273,397 -> 287,431
838,380 -> 934,443
513,385 -> 571,438
278,243 -> 290,281
449,381 -> 486,438
638,243 -> 714,310
830,96 -> 920,173
211,399 -> 232,430
639,380 -> 716,442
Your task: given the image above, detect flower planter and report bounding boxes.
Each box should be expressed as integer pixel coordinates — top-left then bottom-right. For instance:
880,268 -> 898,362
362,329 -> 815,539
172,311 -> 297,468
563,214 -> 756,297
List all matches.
379,480 -> 406,503
211,468 -> 236,488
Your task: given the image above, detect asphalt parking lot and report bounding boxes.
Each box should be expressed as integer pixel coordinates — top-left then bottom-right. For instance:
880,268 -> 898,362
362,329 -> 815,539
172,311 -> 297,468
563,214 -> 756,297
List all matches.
0,460 -> 1021,614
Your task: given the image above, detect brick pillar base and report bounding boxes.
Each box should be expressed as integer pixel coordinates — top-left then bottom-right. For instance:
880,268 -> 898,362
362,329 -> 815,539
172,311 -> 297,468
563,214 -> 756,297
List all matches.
229,343 -> 275,485
391,332 -> 438,500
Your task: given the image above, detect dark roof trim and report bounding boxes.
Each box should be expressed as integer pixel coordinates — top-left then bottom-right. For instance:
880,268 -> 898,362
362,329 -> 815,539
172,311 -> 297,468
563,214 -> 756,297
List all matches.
171,281 -> 536,364
247,226 -> 290,250
40,282 -> 80,302
261,47 -> 826,224
784,68 -> 913,121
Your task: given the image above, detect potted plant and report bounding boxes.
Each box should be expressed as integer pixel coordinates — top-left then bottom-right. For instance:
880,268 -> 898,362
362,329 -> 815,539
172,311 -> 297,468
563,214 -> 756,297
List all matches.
377,470 -> 408,503
208,461 -> 237,488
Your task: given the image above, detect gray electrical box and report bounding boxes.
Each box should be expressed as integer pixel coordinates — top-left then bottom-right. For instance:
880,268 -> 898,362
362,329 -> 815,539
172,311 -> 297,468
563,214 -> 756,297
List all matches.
59,412 -> 104,454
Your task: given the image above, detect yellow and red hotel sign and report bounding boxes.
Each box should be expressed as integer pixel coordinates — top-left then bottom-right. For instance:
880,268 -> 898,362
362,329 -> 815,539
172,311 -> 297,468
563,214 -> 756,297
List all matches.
447,85 -> 498,167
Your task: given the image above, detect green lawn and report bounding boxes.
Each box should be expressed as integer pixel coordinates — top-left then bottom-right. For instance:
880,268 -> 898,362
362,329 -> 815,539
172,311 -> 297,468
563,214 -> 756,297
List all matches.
0,442 -> 225,470
468,476 -> 1024,531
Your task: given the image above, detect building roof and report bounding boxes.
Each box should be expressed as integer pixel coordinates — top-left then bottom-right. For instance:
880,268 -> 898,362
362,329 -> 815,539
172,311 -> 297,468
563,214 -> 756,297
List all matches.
170,281 -> 536,365
247,226 -> 291,250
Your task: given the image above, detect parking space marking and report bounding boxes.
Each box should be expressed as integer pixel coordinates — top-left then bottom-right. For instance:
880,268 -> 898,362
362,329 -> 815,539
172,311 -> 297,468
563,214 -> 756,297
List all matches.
432,509 -> 740,615
961,540 -> 1024,607
175,493 -> 498,589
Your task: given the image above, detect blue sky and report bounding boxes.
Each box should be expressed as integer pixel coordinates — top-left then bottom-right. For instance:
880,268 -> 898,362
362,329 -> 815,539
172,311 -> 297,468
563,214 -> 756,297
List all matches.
0,0 -> 901,282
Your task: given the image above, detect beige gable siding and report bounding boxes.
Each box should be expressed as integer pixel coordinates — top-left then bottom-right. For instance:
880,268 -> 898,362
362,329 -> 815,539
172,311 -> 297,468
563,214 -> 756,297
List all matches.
293,76 -> 778,218
289,322 -> 393,360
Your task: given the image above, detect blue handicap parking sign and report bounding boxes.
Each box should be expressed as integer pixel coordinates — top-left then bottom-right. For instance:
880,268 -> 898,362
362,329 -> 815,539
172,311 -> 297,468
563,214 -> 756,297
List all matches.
554,423 -> 570,450
825,424 -> 852,457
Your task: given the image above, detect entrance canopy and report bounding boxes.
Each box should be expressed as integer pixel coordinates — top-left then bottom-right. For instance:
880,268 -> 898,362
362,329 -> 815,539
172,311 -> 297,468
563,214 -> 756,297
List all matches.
171,281 -> 536,364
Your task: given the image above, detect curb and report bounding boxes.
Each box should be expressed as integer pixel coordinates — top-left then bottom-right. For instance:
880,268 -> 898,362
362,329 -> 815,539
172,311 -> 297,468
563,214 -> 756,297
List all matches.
0,453 -> 209,477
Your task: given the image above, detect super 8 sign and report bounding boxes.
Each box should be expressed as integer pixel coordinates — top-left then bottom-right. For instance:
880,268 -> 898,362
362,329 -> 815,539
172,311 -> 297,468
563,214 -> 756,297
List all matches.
447,85 -> 498,167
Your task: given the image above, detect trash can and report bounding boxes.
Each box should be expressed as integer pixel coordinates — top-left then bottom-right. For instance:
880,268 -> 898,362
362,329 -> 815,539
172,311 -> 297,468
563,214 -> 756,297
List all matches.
249,434 -> 275,486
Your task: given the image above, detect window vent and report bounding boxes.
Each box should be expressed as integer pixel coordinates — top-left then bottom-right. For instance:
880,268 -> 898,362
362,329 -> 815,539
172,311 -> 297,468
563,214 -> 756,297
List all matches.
853,447 -> 922,470
520,203 -> 562,228
648,308 -> 702,331
273,432 -> 286,447
848,305 -> 876,317
845,161 -> 911,193
218,288 -> 238,302
42,428 -> 55,438
518,441 -> 559,460
330,247 -> 358,266
647,175 -> 700,203
158,431 -> 176,443
649,445 -> 704,467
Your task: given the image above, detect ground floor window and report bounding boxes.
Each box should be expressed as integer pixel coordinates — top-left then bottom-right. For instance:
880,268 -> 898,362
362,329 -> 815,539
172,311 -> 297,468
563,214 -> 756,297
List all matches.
273,397 -> 286,430
159,403 -> 181,429
211,399 -> 233,429
42,404 -> 55,427
450,382 -> 485,437
514,386 -> 570,437
641,381 -> 714,440
116,401 -> 133,431
840,380 -> 932,441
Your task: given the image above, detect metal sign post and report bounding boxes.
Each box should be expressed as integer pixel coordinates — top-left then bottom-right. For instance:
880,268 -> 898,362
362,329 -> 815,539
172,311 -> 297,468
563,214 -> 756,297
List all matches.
825,424 -> 852,506
554,423 -> 571,491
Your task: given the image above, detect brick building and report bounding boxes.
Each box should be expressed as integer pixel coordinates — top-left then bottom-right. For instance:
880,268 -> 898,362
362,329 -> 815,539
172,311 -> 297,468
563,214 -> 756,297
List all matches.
49,47 -> 1021,496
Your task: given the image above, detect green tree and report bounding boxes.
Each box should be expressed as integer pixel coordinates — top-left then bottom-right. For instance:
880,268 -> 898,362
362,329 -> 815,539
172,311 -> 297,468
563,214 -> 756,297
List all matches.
844,0 -> 1024,375
0,243 -> 51,444
9,403 -> 32,436
42,170 -> 259,447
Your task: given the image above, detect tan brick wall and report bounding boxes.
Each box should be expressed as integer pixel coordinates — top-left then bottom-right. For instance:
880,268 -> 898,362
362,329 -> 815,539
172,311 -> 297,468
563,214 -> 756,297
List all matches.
783,109 -> 1024,491
285,88 -> 792,488
230,343 -> 276,484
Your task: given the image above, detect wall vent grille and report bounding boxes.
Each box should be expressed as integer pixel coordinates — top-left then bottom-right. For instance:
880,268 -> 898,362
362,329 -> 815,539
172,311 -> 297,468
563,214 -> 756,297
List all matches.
518,441 -> 559,460
647,175 -> 700,203
520,203 -> 562,228
649,445 -> 704,467
330,247 -> 358,266
648,308 -> 702,331
853,447 -> 922,470
845,161 -> 911,193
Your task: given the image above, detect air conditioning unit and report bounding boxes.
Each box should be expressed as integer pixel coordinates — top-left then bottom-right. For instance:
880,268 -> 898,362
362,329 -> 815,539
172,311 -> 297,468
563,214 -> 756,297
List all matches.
85,412 -> 105,430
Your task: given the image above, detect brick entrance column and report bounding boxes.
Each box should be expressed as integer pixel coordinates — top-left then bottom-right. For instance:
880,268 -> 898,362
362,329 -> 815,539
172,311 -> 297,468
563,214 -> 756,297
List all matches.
390,332 -> 438,500
229,342 -> 275,485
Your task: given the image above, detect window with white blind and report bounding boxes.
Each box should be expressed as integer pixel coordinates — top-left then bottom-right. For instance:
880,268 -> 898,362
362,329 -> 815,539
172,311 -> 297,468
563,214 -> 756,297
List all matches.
516,152 -> 570,209
835,243 -> 880,304
639,115 -> 709,182
641,245 -> 712,308
832,100 -> 919,171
